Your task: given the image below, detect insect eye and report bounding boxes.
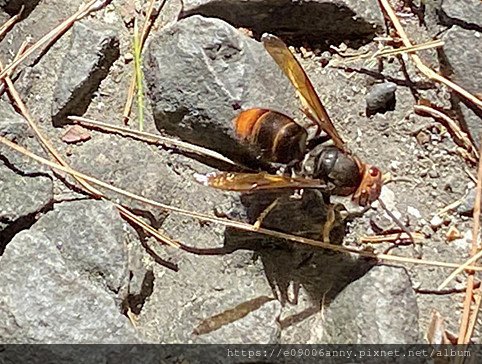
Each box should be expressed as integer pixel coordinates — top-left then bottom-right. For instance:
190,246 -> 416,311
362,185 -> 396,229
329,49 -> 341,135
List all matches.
369,167 -> 380,177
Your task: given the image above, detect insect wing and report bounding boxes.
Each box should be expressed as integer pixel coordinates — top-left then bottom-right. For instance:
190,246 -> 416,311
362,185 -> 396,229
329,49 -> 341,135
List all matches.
195,172 -> 326,192
261,34 -> 346,151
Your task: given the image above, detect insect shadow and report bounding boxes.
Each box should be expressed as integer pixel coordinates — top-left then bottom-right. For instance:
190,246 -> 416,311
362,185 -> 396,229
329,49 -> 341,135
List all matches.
221,189 -> 375,309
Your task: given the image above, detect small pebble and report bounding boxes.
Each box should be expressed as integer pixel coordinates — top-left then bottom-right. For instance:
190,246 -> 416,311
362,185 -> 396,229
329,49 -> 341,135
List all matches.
407,206 -> 422,219
365,82 -> 397,115
421,225 -> 434,237
124,52 -> 134,62
319,51 -> 331,67
389,160 -> 401,172
416,131 -> 430,145
456,187 -> 477,215
430,215 -> 444,228
428,169 -> 439,178
61,125 -> 91,144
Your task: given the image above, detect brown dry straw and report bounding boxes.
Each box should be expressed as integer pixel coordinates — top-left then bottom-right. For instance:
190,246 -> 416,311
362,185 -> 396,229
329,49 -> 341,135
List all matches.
3,135 -> 482,273
0,0 -> 104,82
0,59 -> 181,251
456,138 -> 482,345
379,0 -> 482,112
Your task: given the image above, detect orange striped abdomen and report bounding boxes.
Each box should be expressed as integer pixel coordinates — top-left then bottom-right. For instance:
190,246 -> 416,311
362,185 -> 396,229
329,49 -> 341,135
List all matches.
234,108 -> 308,164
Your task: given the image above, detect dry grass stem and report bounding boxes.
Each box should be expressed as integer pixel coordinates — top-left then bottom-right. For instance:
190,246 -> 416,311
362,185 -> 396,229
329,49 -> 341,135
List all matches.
0,0 -> 104,82
0,57 -> 181,250
439,249 -> 482,290
123,0 -> 166,123
68,115 -> 239,167
0,41 -> 28,96
3,135 -> 482,272
414,104 -> 479,163
464,292 -> 482,344
339,39 -> 444,64
0,6 -> 23,39
360,232 -> 424,244
379,0 -> 482,112
456,138 -> 482,344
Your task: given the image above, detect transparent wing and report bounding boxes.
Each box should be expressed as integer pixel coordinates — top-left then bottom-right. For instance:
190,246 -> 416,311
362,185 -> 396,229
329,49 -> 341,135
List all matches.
195,171 -> 327,192
262,34 -> 346,151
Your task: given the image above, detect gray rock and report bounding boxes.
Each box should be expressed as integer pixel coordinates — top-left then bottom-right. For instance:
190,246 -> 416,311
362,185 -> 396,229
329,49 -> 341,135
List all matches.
0,199 -> 140,343
69,133 -> 184,223
0,164 -> 53,249
319,265 -> 419,343
51,20 -> 120,126
457,187 -> 478,215
442,27 -> 481,98
0,0 -> 84,68
0,100 -> 49,174
440,26 -> 482,146
139,248 -> 278,343
144,15 -> 300,166
180,0 -> 384,43
440,0 -> 482,29
365,82 -> 397,115
0,101 -> 53,249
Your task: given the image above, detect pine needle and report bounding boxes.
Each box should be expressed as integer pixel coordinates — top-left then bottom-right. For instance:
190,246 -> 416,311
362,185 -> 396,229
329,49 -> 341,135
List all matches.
133,18 -> 144,131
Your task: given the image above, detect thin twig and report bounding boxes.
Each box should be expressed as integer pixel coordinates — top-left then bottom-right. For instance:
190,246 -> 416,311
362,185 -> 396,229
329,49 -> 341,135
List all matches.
0,6 -> 23,39
361,232 -> 424,244
3,135 -> 482,273
0,57 -> 181,250
340,39 -> 444,63
457,137 -> 482,345
0,0 -> 105,81
379,0 -> 482,112
133,18 -> 144,131
68,115 -> 240,167
414,104 -> 479,163
0,41 -> 28,97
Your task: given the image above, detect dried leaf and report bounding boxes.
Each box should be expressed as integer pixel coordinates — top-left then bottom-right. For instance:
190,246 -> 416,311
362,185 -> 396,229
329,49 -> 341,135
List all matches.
446,226 -> 462,242
193,296 -> 274,336
61,125 -> 91,144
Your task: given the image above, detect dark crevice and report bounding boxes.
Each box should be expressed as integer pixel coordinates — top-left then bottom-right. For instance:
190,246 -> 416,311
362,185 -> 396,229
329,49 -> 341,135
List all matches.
121,270 -> 155,316
0,154 -> 55,253
84,268 -> 121,295
180,2 -> 380,48
51,36 -> 120,127
123,208 -> 179,271
0,200 -> 54,255
0,153 -> 51,179
1,0 -> 41,19
437,8 -> 482,33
